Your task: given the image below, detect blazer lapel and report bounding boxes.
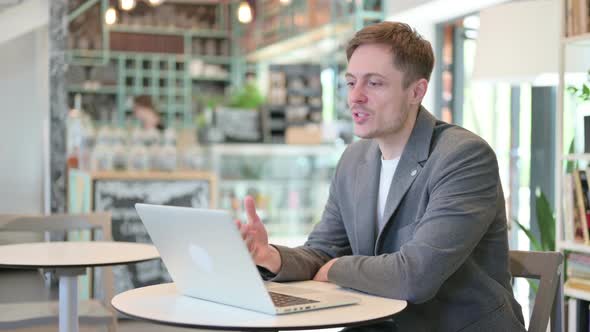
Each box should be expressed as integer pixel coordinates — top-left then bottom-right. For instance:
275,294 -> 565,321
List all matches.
353,141 -> 381,256
375,107 -> 436,251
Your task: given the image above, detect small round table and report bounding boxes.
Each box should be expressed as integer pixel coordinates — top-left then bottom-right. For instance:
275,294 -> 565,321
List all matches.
112,280 -> 407,331
0,241 -> 159,332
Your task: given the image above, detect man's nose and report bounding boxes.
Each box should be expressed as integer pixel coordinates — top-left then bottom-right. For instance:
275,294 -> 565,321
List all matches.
349,85 -> 368,105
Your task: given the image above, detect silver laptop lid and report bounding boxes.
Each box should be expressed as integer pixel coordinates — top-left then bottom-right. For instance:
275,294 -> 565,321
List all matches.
135,203 -> 277,314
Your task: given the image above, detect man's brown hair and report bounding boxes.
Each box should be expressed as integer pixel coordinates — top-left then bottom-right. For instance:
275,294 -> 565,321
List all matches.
134,95 -> 156,111
346,21 -> 434,88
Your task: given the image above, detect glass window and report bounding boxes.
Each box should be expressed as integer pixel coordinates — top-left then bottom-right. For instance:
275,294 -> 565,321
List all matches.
450,17 -> 535,322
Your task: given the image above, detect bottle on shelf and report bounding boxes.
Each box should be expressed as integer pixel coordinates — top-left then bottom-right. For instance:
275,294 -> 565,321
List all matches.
110,113 -> 128,171
181,145 -> 208,170
175,114 -> 204,171
90,123 -> 114,172
66,94 -> 83,170
67,94 -> 96,171
79,115 -> 95,171
145,127 -> 163,171
158,116 -> 178,171
127,122 -> 149,171
112,140 -> 127,171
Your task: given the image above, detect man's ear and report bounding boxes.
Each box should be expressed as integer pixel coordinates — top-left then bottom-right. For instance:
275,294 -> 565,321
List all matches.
410,78 -> 428,105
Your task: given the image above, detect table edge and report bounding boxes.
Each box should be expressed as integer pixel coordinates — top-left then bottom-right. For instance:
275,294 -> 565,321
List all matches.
0,256 -> 159,269
113,304 -> 398,331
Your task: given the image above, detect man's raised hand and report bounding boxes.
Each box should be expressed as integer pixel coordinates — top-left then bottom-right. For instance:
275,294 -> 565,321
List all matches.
236,195 -> 281,273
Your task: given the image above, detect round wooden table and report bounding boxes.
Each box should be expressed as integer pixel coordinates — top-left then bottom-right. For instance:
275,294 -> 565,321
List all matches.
112,280 -> 407,331
0,241 -> 159,332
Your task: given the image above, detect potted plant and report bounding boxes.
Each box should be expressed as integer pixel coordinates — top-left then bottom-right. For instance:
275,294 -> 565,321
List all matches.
514,189 -> 555,253
567,69 -> 590,102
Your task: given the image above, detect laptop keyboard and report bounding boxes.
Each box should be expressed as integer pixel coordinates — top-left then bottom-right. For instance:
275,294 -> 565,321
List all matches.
268,291 -> 319,307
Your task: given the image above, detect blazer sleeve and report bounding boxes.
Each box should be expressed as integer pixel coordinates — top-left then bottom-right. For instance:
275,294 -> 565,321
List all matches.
327,139 -> 501,304
263,151 -> 353,282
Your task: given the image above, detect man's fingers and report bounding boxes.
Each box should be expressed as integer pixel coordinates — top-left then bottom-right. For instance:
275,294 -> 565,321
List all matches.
245,230 -> 258,250
244,229 -> 254,242
245,236 -> 255,252
244,196 -> 261,225
240,223 -> 249,240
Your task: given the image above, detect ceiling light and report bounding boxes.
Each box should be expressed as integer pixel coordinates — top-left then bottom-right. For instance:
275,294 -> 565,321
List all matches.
280,0 -> 291,5
147,0 -> 165,6
463,15 -> 480,30
464,29 -> 478,40
105,7 -> 117,25
119,0 -> 136,11
237,1 -> 252,24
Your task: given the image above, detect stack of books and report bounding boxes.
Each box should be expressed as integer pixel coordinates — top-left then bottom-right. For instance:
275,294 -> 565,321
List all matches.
566,0 -> 590,37
562,169 -> 590,244
566,253 -> 590,331
567,253 -> 590,291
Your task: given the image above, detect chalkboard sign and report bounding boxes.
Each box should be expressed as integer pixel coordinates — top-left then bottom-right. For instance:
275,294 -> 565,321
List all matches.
216,107 -> 262,142
93,177 -> 213,295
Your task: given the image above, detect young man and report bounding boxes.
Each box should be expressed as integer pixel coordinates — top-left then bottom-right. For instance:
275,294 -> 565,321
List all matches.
238,22 -> 526,331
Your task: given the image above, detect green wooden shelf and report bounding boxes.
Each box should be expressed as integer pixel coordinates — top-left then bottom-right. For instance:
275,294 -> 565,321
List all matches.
109,25 -> 230,38
123,87 -> 185,95
68,50 -> 232,65
123,71 -> 186,78
357,11 -> 384,20
191,76 -> 230,82
69,49 -> 187,61
69,51 -> 233,63
190,55 -> 232,65
67,85 -> 118,94
67,49 -> 105,58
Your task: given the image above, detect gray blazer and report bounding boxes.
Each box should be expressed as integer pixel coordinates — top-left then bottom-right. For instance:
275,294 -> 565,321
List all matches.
266,108 -> 526,331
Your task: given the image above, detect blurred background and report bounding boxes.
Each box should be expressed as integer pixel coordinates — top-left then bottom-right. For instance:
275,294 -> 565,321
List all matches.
1,0 -> 590,330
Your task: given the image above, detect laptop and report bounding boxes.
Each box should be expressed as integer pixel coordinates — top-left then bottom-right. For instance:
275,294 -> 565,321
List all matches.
135,203 -> 360,315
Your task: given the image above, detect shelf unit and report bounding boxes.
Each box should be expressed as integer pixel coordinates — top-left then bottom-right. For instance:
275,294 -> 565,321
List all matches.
565,286 -> 590,302
560,240 -> 590,254
265,64 -> 324,143
116,53 -> 191,125
556,0 -> 590,330
564,32 -> 590,45
250,0 -> 383,54
67,85 -> 118,95
66,0 -> 235,127
108,25 -> 230,38
563,154 -> 590,161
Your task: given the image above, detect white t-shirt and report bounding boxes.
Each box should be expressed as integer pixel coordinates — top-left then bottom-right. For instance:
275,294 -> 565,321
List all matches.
378,157 -> 400,231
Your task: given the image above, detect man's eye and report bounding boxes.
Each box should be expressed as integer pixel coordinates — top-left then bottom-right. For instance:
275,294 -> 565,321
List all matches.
369,81 -> 382,87
346,82 -> 355,87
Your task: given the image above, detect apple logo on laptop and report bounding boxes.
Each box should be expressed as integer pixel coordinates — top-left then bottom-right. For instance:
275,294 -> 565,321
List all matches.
188,244 -> 214,274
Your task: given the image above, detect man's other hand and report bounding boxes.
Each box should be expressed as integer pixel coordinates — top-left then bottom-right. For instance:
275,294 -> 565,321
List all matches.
313,258 -> 339,282
235,195 -> 282,274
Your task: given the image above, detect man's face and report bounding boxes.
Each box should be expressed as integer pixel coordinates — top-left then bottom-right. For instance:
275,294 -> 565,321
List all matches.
346,43 -> 416,140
